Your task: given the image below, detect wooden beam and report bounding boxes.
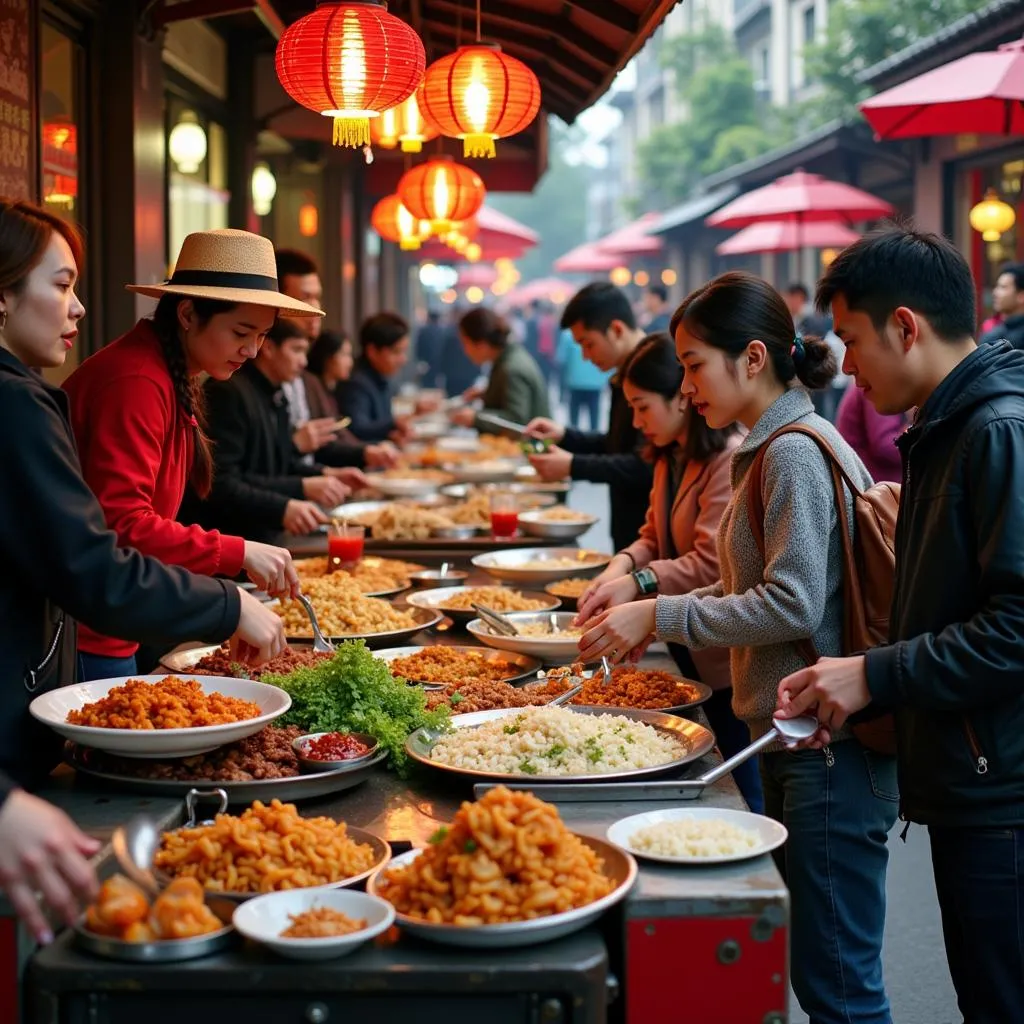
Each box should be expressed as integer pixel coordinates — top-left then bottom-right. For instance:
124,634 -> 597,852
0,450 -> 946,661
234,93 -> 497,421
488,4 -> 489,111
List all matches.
154,0 -> 255,26
253,0 -> 285,38
561,0 -> 639,34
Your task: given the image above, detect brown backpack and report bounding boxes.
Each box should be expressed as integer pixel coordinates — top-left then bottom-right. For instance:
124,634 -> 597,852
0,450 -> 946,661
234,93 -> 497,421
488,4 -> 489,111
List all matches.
745,424 -> 900,756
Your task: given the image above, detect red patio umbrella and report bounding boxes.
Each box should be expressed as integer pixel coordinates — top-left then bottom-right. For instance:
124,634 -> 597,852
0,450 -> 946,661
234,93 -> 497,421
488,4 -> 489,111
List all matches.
594,213 -> 663,256
457,265 -> 499,288
716,220 -> 861,256
860,38 -> 1024,139
553,241 -> 621,274
706,169 -> 894,229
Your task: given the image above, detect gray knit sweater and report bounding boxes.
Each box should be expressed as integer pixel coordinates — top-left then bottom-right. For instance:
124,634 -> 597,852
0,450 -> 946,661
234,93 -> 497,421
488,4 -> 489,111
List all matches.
654,388 -> 873,744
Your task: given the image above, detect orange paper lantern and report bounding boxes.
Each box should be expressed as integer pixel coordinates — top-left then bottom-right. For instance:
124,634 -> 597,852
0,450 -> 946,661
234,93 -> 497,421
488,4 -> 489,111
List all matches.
298,202 -> 319,237
275,1 -> 425,149
397,157 -> 485,232
371,194 -> 432,250
371,89 -> 439,152
420,44 -> 541,158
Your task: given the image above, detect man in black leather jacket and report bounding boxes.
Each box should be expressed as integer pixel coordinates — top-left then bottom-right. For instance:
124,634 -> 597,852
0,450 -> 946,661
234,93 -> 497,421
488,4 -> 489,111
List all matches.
777,226 -> 1024,1023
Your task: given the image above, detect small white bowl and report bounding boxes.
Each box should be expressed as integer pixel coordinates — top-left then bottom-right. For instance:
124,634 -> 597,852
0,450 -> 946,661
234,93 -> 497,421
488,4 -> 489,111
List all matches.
232,889 -> 395,961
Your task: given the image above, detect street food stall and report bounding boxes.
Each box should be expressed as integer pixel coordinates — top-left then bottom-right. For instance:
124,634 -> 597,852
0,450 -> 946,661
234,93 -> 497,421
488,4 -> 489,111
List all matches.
10,429 -> 790,1024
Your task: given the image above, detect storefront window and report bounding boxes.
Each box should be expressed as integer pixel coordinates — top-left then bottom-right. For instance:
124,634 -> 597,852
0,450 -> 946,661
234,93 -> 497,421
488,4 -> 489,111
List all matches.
167,99 -> 228,268
976,157 -> 1023,297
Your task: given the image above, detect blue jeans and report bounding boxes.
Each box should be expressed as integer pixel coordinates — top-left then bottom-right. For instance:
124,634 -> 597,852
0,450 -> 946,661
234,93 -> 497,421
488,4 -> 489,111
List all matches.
569,389 -> 601,431
929,825 -> 1024,1024
702,687 -> 764,814
77,653 -> 137,682
760,739 -> 898,1024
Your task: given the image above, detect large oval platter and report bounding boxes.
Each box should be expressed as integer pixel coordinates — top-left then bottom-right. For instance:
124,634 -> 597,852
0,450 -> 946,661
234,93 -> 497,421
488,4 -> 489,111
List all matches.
405,705 -> 716,784
373,645 -> 543,688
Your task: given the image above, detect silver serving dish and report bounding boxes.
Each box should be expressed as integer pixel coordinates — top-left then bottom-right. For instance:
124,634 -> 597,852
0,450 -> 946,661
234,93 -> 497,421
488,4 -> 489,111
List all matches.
406,493 -> 459,509
472,547 -> 612,585
442,458 -> 523,484
517,508 -> 598,540
406,585 -> 560,625
372,645 -> 543,688
74,914 -> 235,963
64,743 -> 389,804
292,731 -> 380,772
430,524 -> 478,540
285,606 -> 443,648
405,705 -> 716,783
159,642 -> 322,675
364,473 -> 454,498
441,483 -> 559,509
367,835 -> 637,949
325,499 -> 391,521
408,568 -> 470,588
466,610 -> 583,663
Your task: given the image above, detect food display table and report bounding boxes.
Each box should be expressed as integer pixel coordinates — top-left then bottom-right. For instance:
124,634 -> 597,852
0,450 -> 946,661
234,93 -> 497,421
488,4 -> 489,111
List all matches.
13,558 -> 790,1024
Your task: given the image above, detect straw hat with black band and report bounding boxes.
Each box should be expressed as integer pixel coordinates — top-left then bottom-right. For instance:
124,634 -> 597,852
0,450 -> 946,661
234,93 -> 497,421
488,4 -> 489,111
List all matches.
126,228 -> 324,319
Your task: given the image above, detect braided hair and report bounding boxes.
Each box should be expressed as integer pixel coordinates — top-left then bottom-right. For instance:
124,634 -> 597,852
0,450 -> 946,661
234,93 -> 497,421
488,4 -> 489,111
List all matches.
150,294 -> 236,498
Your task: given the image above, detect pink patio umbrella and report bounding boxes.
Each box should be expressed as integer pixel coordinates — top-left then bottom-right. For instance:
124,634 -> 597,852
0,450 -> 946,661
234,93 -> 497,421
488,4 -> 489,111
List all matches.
457,265 -> 499,289
505,277 -> 575,306
553,241 -> 621,274
706,169 -> 894,229
594,212 -> 664,256
860,38 -> 1024,139
716,220 -> 861,255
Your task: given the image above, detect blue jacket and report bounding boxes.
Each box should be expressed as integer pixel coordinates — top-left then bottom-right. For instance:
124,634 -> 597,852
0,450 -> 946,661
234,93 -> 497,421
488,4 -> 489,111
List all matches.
556,329 -> 611,392
336,357 -> 396,442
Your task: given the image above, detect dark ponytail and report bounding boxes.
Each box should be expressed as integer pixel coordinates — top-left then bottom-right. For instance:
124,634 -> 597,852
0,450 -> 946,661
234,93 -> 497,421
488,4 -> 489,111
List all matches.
150,294 -> 237,498
670,270 -> 836,391
622,332 -> 738,461
459,307 -> 511,349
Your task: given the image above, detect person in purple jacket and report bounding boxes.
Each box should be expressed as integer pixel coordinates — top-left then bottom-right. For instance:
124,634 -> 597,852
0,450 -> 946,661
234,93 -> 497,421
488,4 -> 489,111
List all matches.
835,383 -> 908,483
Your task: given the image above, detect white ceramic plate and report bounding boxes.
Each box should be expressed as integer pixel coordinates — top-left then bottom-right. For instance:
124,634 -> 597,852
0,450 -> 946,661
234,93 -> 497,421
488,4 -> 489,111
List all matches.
367,475 -> 452,498
471,547 -> 612,585
29,675 -> 291,759
444,458 -> 523,484
466,611 -> 583,663
232,888 -> 395,961
406,585 -> 560,624
368,838 -> 636,948
606,808 -> 788,866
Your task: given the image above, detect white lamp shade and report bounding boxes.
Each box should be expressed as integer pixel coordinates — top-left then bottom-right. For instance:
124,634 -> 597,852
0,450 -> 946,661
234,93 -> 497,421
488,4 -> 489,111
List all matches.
168,112 -> 207,174
251,163 -> 278,216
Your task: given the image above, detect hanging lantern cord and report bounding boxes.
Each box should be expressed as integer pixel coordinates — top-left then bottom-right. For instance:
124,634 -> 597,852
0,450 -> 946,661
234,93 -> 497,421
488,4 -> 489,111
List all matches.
476,0 -> 481,42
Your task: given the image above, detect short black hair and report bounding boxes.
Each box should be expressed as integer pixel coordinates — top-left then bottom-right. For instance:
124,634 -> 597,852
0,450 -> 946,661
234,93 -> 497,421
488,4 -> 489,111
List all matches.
647,283 -> 667,303
360,311 -> 409,349
786,283 -> 809,300
275,248 -> 319,281
266,318 -> 307,346
560,281 -> 636,332
307,329 -> 351,376
999,262 -> 1024,291
817,225 -> 976,342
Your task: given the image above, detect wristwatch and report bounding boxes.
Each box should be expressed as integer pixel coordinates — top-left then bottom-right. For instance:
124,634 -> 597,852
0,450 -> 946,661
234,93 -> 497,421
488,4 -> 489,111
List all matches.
631,567 -> 659,596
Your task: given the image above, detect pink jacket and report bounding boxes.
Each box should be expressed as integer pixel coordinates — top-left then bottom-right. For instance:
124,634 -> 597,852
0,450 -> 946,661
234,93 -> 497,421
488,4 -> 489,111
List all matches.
624,435 -> 740,690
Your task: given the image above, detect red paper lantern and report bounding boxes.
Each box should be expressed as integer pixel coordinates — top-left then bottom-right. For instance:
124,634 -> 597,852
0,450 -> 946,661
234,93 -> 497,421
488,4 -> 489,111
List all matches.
397,157 -> 485,232
371,194 -> 431,250
419,44 -> 541,158
370,88 -> 439,152
275,1 -> 425,149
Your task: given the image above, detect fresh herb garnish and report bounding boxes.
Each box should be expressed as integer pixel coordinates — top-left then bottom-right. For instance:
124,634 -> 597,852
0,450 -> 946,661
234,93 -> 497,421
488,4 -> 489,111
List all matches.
519,760 -> 539,774
546,743 -> 566,758
503,724 -> 520,735
429,826 -> 449,844
450,692 -> 465,706
464,839 -> 478,853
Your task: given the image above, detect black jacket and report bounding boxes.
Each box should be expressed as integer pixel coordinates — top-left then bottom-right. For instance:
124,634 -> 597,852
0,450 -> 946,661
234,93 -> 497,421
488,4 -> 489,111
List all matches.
0,349 -> 240,799
560,375 -> 653,552
180,363 -> 322,544
336,358 -> 395,442
864,341 -> 1024,827
979,312 -> 1024,351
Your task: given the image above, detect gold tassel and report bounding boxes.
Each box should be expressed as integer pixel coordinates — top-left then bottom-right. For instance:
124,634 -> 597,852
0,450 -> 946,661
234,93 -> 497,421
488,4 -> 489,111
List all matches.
400,138 -> 424,153
332,117 -> 371,148
463,133 -> 496,158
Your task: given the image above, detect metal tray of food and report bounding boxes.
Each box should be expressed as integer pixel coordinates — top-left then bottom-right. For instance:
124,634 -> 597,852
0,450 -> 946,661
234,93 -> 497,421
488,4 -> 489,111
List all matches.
405,705 -> 716,783
73,916 -> 236,963
405,585 -> 561,625
284,605 -> 443,647
373,645 -> 544,688
64,743 -> 389,804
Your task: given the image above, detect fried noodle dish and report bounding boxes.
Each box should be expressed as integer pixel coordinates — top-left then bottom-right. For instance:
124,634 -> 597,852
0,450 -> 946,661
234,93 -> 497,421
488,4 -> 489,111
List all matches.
375,786 -> 614,925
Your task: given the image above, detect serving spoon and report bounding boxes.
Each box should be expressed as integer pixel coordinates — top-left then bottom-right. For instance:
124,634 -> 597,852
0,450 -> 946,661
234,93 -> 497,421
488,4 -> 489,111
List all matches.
296,593 -> 335,653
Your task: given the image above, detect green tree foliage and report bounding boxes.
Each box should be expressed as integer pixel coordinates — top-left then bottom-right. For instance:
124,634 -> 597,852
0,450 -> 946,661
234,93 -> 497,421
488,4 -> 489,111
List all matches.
804,0 -> 992,124
487,117 -> 590,281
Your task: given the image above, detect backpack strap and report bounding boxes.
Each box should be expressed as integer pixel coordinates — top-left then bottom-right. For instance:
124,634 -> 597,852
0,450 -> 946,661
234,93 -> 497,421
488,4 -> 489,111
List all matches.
744,423 -> 862,666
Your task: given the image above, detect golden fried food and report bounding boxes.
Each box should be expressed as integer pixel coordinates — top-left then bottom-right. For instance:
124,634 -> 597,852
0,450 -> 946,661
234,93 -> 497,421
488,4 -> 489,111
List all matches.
281,907 -> 367,939
531,666 -> 703,710
155,799 -> 377,894
66,678 -> 261,730
376,787 -> 613,925
358,505 -> 455,540
84,874 -> 222,943
436,586 -> 550,613
546,578 -> 591,598
295,556 -> 414,594
390,646 -> 519,685
274,575 -> 417,637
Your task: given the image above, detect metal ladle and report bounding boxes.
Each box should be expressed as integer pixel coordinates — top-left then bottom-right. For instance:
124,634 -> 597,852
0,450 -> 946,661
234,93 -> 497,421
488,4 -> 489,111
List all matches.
296,593 -> 335,653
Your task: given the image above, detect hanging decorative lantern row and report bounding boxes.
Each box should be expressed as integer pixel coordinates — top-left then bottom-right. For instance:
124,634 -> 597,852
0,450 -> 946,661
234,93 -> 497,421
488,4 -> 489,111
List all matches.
275,1 -> 426,150
397,156 -> 485,232
420,44 -> 541,158
370,89 -> 439,152
371,193 -> 432,250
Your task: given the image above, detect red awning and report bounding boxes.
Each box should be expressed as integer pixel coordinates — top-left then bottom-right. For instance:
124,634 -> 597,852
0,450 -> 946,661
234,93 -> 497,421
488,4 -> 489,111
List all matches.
716,220 -> 861,256
594,213 -> 663,256
553,241 -> 621,274
860,38 -> 1024,139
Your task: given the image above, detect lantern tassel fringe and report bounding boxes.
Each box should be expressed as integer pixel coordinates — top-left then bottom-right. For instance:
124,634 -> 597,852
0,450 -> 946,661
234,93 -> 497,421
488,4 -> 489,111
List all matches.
333,117 -> 371,149
400,139 -> 424,153
463,134 -> 496,159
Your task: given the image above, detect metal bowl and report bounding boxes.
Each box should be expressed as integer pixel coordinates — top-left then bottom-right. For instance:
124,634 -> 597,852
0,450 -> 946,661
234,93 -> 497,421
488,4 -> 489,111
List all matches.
440,483 -> 559,509
365,474 -> 454,498
466,610 -> 583,663
324,499 -> 391,522
406,586 -> 560,626
444,458 -> 523,484
292,731 -> 381,773
430,524 -> 478,540
405,705 -> 716,784
373,645 -> 543,688
517,509 -> 598,540
284,606 -> 443,648
408,568 -> 470,588
74,916 -> 235,963
367,835 -> 637,948
471,547 -> 612,585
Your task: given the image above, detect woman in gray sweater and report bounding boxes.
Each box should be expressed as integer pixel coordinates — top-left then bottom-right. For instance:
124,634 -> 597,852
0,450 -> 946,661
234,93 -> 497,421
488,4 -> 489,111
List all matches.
579,272 -> 898,1024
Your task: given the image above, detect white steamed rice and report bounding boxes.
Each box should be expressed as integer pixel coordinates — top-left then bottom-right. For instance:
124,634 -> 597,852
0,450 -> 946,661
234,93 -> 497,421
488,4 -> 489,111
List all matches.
428,706 -> 683,776
628,819 -> 761,859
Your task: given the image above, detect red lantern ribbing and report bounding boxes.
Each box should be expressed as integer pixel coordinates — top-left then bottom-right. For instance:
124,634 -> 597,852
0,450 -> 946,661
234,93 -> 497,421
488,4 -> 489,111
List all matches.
397,157 -> 486,232
419,44 -> 541,158
275,1 -> 425,149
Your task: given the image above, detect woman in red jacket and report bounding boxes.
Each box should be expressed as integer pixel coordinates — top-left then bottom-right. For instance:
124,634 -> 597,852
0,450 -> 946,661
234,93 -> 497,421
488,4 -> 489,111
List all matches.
64,228 -> 323,681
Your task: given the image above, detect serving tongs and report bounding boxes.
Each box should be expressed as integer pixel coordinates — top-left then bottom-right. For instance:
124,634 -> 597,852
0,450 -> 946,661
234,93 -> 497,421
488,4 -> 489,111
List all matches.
472,715 -> 819,802
546,656 -> 614,707
296,592 -> 336,653
475,412 -> 528,437
473,603 -> 520,636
